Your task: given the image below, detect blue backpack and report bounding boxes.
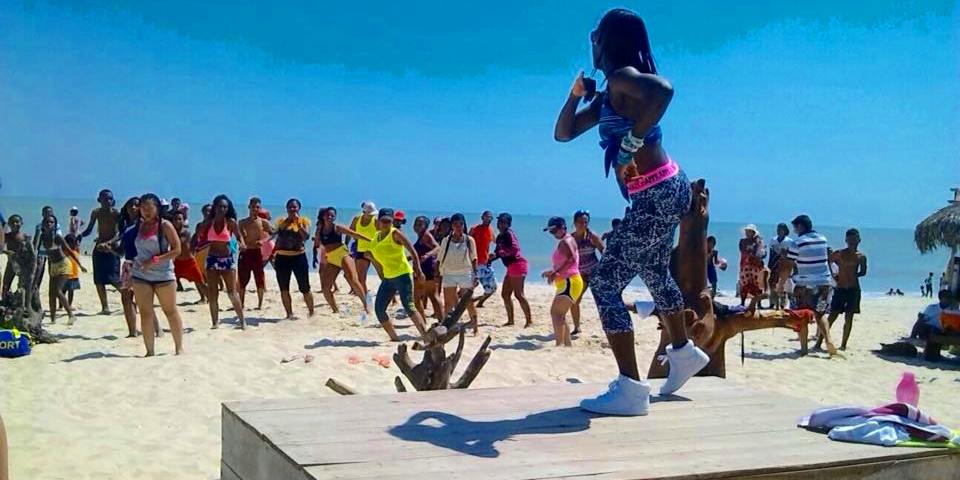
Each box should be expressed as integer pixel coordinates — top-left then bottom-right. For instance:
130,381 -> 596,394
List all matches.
0,329 -> 32,358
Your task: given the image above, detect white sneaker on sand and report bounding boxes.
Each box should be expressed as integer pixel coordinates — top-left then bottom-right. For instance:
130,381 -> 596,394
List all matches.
658,340 -> 710,396
580,375 -> 650,416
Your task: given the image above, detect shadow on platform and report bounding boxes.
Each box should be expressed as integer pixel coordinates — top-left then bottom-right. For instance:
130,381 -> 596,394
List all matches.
389,407 -> 591,458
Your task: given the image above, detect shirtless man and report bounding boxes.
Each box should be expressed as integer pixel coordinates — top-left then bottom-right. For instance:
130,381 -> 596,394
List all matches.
1,215 -> 35,310
32,205 -> 59,288
79,189 -> 124,314
238,197 -> 274,310
817,228 -> 867,351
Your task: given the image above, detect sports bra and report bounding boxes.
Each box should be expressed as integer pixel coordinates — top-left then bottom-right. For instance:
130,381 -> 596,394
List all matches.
318,224 -> 343,247
205,221 -> 231,243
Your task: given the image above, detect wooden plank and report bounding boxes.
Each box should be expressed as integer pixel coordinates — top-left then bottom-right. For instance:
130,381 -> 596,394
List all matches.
223,378 -> 730,413
222,378 -> 956,480
221,404 -> 312,480
303,433 -> 831,479
306,436 -> 956,480
280,402 -> 810,465
282,407 -> 805,466
231,380 -> 797,444
245,391 -> 802,447
219,460 -> 242,480
736,453 -> 960,480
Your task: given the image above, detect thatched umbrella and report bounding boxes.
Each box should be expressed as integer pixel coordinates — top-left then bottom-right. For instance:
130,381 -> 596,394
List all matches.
915,189 -> 960,254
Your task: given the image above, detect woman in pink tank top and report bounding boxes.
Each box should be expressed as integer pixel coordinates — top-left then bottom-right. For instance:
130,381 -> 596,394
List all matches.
542,217 -> 583,347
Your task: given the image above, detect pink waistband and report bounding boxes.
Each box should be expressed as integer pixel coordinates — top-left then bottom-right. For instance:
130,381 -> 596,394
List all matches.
625,159 -> 679,195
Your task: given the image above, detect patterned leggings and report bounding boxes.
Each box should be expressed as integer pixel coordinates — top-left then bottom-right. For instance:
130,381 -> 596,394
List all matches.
589,170 -> 691,334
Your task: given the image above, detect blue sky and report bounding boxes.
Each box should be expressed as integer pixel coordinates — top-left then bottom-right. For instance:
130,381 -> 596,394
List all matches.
0,1 -> 957,228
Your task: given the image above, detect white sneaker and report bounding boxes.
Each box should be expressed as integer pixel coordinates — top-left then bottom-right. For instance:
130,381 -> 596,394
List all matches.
658,340 -> 710,395
580,375 -> 650,416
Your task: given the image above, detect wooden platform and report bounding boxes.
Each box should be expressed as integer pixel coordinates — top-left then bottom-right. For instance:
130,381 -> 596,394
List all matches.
221,378 -> 958,480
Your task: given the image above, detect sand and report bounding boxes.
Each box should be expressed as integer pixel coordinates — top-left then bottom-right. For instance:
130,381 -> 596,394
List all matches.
2,266 -> 958,480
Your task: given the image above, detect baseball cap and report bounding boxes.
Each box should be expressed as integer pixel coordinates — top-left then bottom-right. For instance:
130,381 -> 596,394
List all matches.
378,208 -> 395,220
543,216 -> 566,231
394,210 -> 406,222
362,201 -> 377,214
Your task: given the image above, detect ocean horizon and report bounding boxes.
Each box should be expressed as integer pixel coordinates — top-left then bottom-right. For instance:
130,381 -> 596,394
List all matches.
1,195 -> 947,296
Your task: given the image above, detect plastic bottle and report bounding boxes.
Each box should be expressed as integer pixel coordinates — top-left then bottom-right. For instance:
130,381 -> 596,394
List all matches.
895,372 -> 920,407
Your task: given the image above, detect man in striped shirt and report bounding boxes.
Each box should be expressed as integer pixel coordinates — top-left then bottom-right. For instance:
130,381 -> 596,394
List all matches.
784,215 -> 839,357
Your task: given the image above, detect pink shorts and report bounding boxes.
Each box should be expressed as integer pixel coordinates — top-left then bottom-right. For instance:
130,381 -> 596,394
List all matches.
506,259 -> 529,278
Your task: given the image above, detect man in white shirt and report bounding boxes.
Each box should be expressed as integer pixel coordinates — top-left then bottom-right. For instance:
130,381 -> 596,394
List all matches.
784,215 -> 838,356
912,290 -> 957,361
911,290 -> 955,339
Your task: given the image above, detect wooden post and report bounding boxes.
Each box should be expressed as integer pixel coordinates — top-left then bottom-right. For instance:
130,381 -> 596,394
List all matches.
648,180 -> 817,379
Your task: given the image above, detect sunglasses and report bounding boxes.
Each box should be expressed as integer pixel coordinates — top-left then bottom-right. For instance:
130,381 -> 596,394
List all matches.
378,217 -> 393,224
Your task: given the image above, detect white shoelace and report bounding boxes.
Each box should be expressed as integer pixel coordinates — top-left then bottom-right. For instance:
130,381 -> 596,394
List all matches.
599,380 -> 621,399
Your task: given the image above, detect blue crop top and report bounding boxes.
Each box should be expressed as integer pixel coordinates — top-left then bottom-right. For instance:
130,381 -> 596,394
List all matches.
597,91 -> 662,180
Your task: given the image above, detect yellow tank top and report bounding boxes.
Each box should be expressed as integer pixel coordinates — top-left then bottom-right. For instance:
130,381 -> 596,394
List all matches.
371,227 -> 412,279
353,214 -> 378,252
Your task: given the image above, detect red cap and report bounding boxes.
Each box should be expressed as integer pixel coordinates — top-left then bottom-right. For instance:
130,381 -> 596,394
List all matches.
394,210 -> 406,221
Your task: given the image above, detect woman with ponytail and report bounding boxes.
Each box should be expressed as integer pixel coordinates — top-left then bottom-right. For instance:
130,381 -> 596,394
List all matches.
554,8 -> 708,415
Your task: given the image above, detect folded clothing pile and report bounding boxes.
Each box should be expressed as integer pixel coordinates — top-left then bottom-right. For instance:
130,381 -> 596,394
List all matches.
799,403 -> 959,448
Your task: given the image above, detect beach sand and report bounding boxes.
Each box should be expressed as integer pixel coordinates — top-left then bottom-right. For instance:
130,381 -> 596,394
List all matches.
2,266 -> 957,480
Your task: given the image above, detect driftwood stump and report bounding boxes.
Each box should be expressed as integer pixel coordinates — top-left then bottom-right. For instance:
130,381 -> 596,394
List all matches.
393,291 -> 492,391
647,179 -> 810,379
1,242 -> 56,344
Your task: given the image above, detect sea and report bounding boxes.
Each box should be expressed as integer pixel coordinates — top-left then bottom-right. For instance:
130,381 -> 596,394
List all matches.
1,196 -> 946,297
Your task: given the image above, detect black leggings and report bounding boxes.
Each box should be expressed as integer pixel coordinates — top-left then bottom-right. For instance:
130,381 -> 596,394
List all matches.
275,253 -> 310,293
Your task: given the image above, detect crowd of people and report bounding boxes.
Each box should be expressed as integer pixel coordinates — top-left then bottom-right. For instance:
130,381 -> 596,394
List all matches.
3,8 -> 952,424
711,217 -> 868,355
0,190 -> 633,354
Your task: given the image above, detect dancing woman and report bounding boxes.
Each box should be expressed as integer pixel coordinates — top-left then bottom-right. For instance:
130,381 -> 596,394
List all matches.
570,210 -> 604,335
314,207 -> 371,314
412,215 -> 443,320
198,195 -> 246,329
554,8 -> 707,415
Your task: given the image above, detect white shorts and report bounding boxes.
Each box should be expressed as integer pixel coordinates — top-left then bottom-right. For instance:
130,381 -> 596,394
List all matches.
442,272 -> 474,289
